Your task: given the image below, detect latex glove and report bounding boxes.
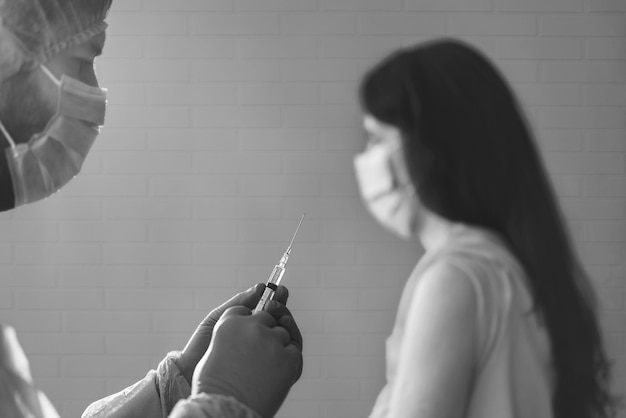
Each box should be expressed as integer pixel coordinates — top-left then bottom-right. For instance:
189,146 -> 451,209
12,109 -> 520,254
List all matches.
177,284 -> 290,384
191,301 -> 303,418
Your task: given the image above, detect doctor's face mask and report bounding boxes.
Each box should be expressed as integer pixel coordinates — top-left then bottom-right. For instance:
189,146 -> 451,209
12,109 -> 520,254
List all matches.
353,118 -> 418,239
0,64 -> 107,209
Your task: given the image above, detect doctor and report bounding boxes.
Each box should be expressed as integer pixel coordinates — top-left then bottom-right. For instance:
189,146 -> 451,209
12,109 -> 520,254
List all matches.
0,1 -> 303,417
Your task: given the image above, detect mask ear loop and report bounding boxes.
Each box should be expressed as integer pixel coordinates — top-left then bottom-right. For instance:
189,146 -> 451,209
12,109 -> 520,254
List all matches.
39,65 -> 62,87
0,118 -> 18,157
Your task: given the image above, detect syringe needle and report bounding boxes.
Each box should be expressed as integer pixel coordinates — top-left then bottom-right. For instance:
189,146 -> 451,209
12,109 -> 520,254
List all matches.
287,214 -> 305,251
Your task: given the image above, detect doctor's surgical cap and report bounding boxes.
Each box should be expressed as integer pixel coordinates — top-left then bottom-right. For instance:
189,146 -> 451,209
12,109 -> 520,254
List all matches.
0,0 -> 112,82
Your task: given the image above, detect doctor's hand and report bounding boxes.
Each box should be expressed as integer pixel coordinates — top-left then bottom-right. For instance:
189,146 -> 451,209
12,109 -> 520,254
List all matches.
191,301 -> 303,418
177,284 -> 290,384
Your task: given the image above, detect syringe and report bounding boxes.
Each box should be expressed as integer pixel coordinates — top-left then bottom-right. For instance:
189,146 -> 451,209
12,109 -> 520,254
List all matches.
253,214 -> 305,314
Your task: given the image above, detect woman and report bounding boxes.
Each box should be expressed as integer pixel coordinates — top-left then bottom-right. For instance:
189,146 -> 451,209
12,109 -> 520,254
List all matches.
353,38 -> 619,418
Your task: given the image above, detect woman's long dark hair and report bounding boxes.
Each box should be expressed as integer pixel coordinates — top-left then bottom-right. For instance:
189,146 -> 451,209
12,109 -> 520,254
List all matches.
359,38 -> 619,418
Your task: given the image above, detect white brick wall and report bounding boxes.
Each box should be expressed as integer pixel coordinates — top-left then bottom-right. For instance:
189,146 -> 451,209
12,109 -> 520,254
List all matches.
0,1 -> 623,417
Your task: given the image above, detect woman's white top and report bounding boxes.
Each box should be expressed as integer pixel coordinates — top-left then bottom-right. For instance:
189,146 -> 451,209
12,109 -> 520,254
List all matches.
369,223 -> 554,418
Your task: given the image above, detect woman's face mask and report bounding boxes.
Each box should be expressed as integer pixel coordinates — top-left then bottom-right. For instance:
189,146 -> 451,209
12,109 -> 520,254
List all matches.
0,64 -> 107,208
353,116 -> 418,239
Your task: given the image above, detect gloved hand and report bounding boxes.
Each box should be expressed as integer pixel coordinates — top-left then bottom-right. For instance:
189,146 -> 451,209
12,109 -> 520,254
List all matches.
177,283 -> 290,384
191,301 -> 304,418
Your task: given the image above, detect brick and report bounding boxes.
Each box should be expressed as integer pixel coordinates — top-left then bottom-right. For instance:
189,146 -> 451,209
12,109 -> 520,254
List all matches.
64,312 -> 151,333
238,37 -> 319,59
357,13 -> 446,35
15,244 -> 102,265
356,243 -> 422,266
146,128 -> 237,151
281,197 -> 361,219
275,400 -> 320,418
359,288 -> 404,310
104,244 -> 192,265
193,151 -> 282,174
496,60 -> 541,83
104,198 -> 192,220
582,175 -> 626,197
321,175 -> 360,197
61,174 -> 148,197
11,198 -> 102,220
108,13 -> 188,36
106,107 -> 191,128
145,0 -> 234,11
105,334 -> 181,355
239,175 -> 320,196
38,377 -> 105,400
586,39 -> 626,60
542,61 -> 626,83
584,85 -> 626,107
321,82 -> 359,105
284,105 -> 360,128
195,243 -> 354,265
290,378 -> 360,400
358,335 -> 389,356
238,83 -> 319,105
60,266 -> 147,287
62,356 -> 152,377
237,0 -> 318,11
0,221 -> 58,242
149,175 -> 239,197
321,36 -> 403,59
324,311 -> 394,334
322,0 -> 403,10
191,13 -> 280,35
99,59 -> 190,83
104,83 -> 146,105
303,335 -> 359,356
588,0 -> 626,12
583,221 -> 626,243
551,175 -> 581,197
239,128 -> 320,151
406,0 -> 492,11
106,289 -> 194,310
147,266 -> 238,288
496,0 -> 583,11
149,221 -> 238,242
193,197 -> 281,219
96,129 -> 146,151
517,83 -> 581,106
98,37 -> 143,59
293,288 -> 358,310
538,130 -> 585,152
496,38 -> 582,60
103,152 -> 192,175
282,59 -> 369,81
321,220 -> 400,242
282,13 -> 356,35
18,334 -> 105,355
321,400 -> 379,417
192,60 -> 281,82
16,290 -> 104,310
0,267 -> 56,287
585,131 -> 626,152
238,220 -> 318,243
29,356 -> 60,378
449,14 -> 538,36
0,311 -> 61,332
580,244 -> 624,265
541,15 -> 626,37
539,107 -> 625,129
321,356 -> 384,378
560,198 -> 624,220
283,151 -> 354,174
146,83 -> 236,106
192,106 -> 282,128
61,222 -> 144,244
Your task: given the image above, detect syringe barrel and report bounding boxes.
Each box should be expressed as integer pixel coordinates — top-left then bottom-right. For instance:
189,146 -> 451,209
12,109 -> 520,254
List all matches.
253,264 -> 286,313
